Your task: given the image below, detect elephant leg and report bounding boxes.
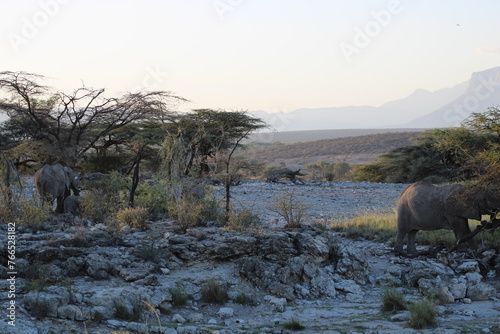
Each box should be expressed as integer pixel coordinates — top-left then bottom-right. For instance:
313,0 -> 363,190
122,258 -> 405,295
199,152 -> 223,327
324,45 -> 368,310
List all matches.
451,218 -> 476,250
55,195 -> 65,214
406,230 -> 418,255
394,230 -> 406,254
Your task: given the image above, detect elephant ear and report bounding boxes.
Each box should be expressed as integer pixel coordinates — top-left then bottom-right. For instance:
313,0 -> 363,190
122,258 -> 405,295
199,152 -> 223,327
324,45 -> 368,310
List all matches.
63,166 -> 73,190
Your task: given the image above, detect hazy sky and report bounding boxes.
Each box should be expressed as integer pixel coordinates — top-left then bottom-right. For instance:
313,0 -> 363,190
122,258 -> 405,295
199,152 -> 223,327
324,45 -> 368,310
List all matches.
2,0 -> 500,113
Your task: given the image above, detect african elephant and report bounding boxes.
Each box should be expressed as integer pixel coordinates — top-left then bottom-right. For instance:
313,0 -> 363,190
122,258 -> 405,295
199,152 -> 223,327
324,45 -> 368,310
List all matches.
395,181 -> 500,256
63,196 -> 80,216
34,164 -> 81,214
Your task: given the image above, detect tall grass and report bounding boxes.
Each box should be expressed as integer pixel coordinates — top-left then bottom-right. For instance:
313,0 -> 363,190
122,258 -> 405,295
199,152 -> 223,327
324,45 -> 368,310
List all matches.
408,299 -> 437,329
331,211 -> 500,250
330,211 -> 397,242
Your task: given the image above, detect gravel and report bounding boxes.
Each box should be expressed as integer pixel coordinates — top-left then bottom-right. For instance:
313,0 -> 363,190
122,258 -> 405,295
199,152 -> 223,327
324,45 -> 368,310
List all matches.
213,180 -> 409,224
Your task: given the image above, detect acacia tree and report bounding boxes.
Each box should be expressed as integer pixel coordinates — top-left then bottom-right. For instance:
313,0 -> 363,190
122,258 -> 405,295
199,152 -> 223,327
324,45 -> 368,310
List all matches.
0,71 -> 187,168
162,109 -> 266,216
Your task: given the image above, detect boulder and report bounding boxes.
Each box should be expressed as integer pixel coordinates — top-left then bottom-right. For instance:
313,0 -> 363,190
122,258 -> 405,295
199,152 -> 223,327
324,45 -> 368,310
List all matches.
217,307 -> 234,319
263,295 -> 287,312
417,278 -> 455,304
467,283 -> 496,301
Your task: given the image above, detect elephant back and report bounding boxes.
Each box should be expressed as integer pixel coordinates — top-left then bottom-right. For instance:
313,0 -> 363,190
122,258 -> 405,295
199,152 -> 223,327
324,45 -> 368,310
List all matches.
34,164 -> 73,198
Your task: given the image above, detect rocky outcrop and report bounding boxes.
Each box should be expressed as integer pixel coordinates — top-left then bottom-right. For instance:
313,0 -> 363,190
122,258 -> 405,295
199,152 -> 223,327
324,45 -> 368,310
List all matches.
0,220 -> 498,334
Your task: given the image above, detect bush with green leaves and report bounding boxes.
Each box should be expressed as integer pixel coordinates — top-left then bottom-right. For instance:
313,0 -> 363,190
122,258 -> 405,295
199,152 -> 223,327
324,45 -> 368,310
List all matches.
79,173 -> 128,224
355,109 -> 500,183
133,179 -> 169,218
306,160 -> 351,181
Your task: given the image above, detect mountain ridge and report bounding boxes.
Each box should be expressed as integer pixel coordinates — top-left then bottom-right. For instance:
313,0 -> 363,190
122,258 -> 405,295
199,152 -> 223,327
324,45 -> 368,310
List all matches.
250,66 -> 500,131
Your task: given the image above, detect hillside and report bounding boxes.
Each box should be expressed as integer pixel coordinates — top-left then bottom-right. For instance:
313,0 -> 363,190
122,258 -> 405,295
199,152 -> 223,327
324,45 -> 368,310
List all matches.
240,131 -> 422,167
248,128 -> 426,144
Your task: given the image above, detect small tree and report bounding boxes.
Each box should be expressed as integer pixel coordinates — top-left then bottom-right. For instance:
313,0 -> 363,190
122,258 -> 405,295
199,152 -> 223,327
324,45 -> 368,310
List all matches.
162,109 -> 266,217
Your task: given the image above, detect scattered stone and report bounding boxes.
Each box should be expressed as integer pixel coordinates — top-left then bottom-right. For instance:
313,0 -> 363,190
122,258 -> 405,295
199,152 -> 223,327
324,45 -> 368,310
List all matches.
390,311 -> 410,322
217,307 -> 234,319
172,314 -> 187,323
457,261 -> 479,273
263,295 -> 287,312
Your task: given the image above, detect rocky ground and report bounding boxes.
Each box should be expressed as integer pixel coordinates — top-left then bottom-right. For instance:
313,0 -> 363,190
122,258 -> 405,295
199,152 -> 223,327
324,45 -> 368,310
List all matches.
1,180 -> 500,334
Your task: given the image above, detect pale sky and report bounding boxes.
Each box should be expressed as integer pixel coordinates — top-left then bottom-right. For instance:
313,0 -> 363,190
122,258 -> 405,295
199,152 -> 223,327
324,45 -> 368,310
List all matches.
1,0 -> 500,113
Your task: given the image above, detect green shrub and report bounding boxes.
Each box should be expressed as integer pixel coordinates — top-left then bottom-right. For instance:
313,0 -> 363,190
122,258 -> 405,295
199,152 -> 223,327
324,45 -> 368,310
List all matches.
234,292 -> 258,306
134,179 -> 169,218
381,287 -> 407,313
282,318 -> 305,330
116,206 -> 149,230
79,172 -> 128,224
200,280 -> 229,305
14,198 -> 51,230
408,299 -> 437,329
170,286 -> 189,307
79,190 -> 114,224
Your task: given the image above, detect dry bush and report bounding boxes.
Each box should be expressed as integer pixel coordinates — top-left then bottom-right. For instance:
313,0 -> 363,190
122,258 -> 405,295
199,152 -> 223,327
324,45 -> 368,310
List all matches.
116,206 -> 149,230
270,191 -> 308,228
224,207 -> 261,231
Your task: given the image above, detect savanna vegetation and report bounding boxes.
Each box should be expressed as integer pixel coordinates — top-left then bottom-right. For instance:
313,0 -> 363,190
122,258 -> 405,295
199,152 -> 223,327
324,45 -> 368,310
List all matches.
0,71 -> 266,228
355,108 -> 500,185
1,70 -> 499,243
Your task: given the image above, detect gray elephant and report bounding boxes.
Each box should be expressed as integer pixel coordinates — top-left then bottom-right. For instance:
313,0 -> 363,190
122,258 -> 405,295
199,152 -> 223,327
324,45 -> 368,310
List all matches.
34,164 -> 81,214
395,181 -> 500,256
63,196 -> 81,216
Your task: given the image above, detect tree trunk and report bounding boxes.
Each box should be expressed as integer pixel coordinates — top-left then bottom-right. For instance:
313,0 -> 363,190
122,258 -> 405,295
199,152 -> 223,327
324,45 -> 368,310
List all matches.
129,159 -> 140,207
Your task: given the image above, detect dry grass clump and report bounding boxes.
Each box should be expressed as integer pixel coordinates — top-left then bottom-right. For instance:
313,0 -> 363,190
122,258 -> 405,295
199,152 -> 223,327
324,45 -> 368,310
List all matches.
270,191 -> 308,228
224,207 -> 261,231
381,287 -> 407,313
200,280 -> 229,305
330,211 -> 396,242
282,318 -> 305,330
116,206 -> 149,230
170,285 -> 189,307
408,299 -> 437,329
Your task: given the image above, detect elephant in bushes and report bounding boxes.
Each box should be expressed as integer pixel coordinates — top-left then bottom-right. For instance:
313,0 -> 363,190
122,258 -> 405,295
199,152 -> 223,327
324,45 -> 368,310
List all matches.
34,164 -> 81,214
395,181 -> 500,256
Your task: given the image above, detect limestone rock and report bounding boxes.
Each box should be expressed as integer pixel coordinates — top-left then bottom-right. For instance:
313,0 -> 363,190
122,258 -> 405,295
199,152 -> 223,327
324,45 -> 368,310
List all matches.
467,283 -> 496,301
263,295 -> 287,312
217,307 -> 234,319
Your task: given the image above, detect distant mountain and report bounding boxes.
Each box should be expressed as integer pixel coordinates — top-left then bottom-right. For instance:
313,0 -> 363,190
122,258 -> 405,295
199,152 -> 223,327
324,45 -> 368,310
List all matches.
407,66 -> 500,127
250,66 -> 500,130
